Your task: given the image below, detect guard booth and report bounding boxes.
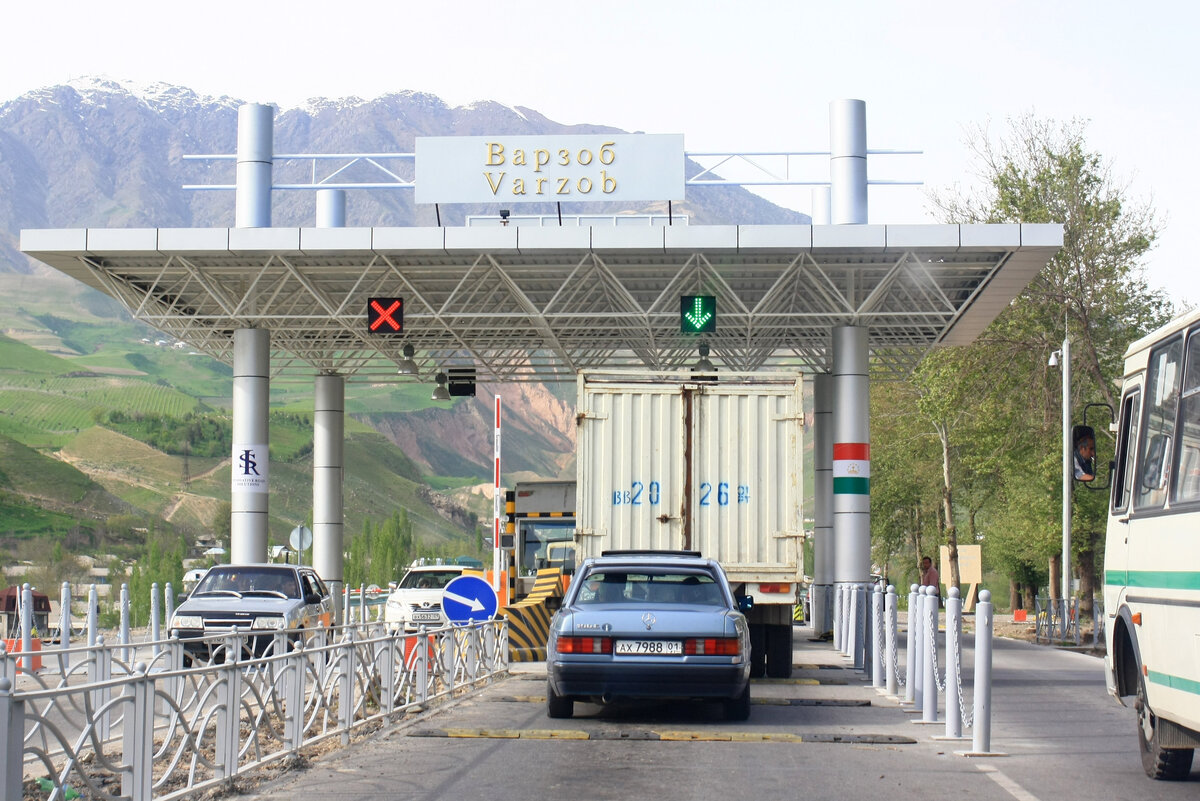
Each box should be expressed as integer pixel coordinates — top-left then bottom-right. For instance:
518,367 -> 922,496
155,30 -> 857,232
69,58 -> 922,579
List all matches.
0,586 -> 51,638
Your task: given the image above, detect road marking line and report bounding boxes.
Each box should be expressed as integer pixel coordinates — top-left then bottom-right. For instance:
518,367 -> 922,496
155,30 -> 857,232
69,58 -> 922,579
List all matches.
976,764 -> 1042,801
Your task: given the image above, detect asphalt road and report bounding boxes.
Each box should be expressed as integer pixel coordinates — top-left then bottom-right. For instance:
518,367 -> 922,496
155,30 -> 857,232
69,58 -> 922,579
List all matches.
237,629 -> 1198,801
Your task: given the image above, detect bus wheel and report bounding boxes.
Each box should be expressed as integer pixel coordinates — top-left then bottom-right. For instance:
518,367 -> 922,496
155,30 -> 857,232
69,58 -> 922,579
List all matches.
1136,673 -> 1195,779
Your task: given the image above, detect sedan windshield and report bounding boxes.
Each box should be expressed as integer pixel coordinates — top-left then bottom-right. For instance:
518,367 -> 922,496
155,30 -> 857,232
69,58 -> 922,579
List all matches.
575,570 -> 725,606
398,570 -> 462,589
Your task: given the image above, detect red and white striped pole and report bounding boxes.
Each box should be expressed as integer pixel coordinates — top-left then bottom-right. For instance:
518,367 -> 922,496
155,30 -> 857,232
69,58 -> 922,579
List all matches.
493,394 -> 502,591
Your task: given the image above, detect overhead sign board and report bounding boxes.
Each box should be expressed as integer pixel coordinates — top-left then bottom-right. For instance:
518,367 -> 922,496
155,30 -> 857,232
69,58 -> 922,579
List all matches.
441,575 -> 499,625
415,134 -> 684,205
367,297 -> 403,333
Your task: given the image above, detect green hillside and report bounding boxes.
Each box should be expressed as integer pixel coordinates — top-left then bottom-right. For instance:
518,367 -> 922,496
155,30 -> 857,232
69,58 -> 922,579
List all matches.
0,303 -> 480,557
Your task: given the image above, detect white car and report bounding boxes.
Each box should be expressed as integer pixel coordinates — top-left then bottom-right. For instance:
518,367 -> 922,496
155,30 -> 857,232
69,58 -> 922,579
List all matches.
384,564 -> 468,631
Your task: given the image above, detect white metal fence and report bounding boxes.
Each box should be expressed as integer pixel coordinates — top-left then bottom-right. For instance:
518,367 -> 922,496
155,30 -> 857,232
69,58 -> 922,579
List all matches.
1,618 -> 508,800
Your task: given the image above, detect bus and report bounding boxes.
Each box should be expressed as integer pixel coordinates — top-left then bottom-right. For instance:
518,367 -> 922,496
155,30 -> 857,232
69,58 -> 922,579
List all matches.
1105,306 -> 1200,780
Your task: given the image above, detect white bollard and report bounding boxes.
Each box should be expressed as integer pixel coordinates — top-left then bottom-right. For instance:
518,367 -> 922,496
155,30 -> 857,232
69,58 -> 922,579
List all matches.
885,585 -> 898,697
19,584 -> 33,674
832,584 -> 843,652
119,583 -> 131,666
910,583 -> 922,707
872,584 -> 884,687
922,586 -> 938,722
944,586 -> 964,739
60,582 -> 72,668
848,586 -> 860,663
87,585 -> 99,647
972,590 -> 995,754
151,582 -> 162,654
165,582 -> 175,630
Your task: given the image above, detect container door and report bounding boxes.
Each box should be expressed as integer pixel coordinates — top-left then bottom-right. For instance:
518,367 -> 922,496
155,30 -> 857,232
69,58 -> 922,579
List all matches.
690,381 -> 803,582
576,380 -> 687,559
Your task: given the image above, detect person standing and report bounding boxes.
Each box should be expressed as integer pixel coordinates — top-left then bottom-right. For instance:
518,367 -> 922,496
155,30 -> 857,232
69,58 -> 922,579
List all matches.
919,556 -> 940,594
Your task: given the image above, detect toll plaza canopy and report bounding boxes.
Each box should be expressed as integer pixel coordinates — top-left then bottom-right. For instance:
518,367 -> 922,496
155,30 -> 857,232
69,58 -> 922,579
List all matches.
20,222 -> 1062,381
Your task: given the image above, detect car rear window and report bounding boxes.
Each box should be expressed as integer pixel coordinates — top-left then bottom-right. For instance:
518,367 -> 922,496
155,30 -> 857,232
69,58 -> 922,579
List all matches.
575,570 -> 724,606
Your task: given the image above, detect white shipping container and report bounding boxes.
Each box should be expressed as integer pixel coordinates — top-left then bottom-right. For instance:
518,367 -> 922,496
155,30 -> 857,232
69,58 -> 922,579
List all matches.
575,373 -> 804,585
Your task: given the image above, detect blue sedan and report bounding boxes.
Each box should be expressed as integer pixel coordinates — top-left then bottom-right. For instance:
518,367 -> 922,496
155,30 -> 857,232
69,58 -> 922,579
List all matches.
546,550 -> 753,720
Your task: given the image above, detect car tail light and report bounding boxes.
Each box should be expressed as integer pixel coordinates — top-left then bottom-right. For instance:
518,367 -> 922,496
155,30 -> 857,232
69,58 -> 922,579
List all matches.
758,583 -> 792,594
557,636 -> 613,654
684,637 -> 741,656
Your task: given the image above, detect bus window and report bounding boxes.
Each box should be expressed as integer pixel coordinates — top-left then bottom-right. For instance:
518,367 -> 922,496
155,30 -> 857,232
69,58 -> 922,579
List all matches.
1134,337 -> 1182,511
1111,390 -> 1140,513
1174,329 -> 1200,504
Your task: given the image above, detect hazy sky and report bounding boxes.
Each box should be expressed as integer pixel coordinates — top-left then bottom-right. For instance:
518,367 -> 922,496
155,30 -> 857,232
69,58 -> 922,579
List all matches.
4,0 -> 1196,305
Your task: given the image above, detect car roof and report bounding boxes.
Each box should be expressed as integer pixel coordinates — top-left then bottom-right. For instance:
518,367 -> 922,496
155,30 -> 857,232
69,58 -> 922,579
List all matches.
405,564 -> 466,572
583,551 -> 719,571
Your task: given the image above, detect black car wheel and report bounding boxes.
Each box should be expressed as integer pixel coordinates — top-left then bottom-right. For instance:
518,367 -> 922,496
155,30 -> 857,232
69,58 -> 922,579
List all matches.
1136,673 -> 1194,780
547,680 -> 574,719
724,684 -> 751,722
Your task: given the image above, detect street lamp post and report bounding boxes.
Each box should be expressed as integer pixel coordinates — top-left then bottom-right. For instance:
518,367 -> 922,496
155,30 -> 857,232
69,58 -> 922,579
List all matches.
1056,337 -> 1072,638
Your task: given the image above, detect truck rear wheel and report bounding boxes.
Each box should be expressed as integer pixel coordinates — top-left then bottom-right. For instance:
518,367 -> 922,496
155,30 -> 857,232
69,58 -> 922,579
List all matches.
765,624 -> 793,678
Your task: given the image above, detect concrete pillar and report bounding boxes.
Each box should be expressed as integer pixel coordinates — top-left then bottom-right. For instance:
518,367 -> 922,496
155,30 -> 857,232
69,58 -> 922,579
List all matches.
313,373 -> 345,623
811,373 -> 834,637
231,328 -> 270,564
833,325 -> 871,652
235,104 -> 273,229
829,99 -> 867,225
316,189 -> 346,228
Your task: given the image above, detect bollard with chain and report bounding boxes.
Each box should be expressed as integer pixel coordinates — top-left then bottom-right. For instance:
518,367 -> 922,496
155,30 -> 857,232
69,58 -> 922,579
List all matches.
872,584 -> 884,687
910,584 -> 923,708
885,584 -> 898,696
943,586 -> 965,740
971,589 -> 996,754
922,586 -> 938,722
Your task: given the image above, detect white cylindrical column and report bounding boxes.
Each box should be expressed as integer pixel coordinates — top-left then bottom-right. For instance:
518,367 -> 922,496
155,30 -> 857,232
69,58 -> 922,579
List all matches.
316,189 -> 346,228
235,104 -> 273,228
313,373 -> 345,622
833,324 -> 870,672
829,99 -> 867,225
812,373 -> 834,637
232,328 -> 270,564
811,186 -> 831,225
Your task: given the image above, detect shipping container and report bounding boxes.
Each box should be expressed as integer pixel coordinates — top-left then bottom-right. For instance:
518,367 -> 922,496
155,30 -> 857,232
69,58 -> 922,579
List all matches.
575,371 -> 804,677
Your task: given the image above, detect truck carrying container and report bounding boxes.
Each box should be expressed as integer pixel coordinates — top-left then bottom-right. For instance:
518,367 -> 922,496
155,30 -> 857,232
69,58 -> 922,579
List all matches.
575,371 -> 804,677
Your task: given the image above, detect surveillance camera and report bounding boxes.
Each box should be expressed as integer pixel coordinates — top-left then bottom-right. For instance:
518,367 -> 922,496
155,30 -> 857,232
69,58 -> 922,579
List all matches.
499,209 -> 510,220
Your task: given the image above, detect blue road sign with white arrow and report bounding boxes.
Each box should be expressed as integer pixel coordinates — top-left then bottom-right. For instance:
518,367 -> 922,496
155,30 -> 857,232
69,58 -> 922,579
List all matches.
441,575 -> 499,625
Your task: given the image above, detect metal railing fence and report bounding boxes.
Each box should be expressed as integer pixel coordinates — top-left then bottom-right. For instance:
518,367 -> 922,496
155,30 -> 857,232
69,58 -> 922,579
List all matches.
0,618 -> 507,800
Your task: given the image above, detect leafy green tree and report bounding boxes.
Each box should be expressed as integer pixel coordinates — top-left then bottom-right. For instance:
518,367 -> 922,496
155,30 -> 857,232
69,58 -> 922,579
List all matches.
916,115 -> 1174,607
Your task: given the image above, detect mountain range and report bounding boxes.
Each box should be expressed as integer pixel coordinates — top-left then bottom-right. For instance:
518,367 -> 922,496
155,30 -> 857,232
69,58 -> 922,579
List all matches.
0,77 -> 808,557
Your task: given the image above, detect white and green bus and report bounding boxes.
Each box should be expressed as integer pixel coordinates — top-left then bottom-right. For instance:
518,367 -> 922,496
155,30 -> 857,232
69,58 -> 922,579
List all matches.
1105,306 -> 1200,779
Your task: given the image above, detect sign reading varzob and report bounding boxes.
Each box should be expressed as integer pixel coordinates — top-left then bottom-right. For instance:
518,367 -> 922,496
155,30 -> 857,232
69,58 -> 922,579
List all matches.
415,134 -> 684,205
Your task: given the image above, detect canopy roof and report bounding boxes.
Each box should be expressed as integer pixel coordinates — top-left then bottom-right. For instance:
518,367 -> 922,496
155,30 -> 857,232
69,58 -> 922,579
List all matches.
22,222 -> 1061,382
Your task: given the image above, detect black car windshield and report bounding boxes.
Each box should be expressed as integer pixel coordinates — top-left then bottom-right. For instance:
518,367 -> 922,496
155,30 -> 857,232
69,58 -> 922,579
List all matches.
194,568 -> 300,598
399,570 -> 462,589
575,569 -> 725,606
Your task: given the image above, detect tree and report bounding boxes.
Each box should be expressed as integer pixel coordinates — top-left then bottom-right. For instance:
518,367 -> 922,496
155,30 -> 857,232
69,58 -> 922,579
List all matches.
916,115 -> 1173,606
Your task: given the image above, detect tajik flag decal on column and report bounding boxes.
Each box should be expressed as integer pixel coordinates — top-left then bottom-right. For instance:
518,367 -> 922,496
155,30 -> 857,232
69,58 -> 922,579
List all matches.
833,443 -> 870,495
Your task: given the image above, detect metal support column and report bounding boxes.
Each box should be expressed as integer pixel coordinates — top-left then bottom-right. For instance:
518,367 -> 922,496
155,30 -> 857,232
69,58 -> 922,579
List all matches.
235,104 -> 273,229
314,373 -> 345,623
231,328 -> 270,564
833,325 -> 871,658
812,373 -> 834,637
829,99 -> 867,225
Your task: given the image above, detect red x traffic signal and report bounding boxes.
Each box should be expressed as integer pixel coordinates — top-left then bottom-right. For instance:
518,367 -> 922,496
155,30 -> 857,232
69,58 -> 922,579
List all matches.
367,298 -> 404,333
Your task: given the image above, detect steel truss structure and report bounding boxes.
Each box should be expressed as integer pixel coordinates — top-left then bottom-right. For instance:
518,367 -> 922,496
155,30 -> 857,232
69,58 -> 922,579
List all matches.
22,223 -> 1061,383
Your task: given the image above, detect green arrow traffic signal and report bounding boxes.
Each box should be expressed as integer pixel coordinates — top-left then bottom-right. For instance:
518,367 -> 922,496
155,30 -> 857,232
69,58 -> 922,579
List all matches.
681,295 -> 717,333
